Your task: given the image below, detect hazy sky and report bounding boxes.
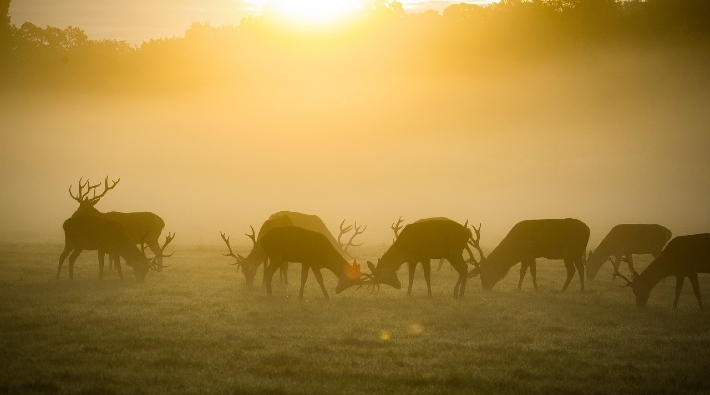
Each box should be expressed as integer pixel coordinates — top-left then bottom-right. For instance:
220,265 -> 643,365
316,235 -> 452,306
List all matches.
9,0 -> 496,44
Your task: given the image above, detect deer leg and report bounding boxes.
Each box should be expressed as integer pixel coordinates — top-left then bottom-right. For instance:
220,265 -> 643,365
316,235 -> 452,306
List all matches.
449,255 -> 467,299
575,256 -> 585,292
57,245 -> 73,279
423,259 -> 432,298
688,273 -> 703,310
264,259 -> 280,296
299,264 -> 309,300
281,262 -> 288,285
68,249 -> 82,280
311,268 -> 330,300
98,252 -> 105,281
518,261 -> 528,290
562,258 -> 575,292
407,262 -> 416,296
529,259 -> 538,292
674,276 -> 685,309
625,254 -> 635,275
116,258 -> 124,280
437,258 -> 445,272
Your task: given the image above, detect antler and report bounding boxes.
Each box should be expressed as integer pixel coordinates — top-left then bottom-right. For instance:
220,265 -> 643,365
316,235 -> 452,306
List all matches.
148,232 -> 174,270
467,223 -> 485,266
245,225 -> 257,247
391,217 -> 404,241
87,177 -> 120,204
220,231 -> 243,269
614,268 -> 634,288
338,220 -> 366,253
69,176 -> 120,204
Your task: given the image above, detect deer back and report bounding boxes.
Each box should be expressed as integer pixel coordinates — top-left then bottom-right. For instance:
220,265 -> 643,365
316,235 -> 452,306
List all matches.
260,226 -> 346,273
269,211 -> 346,256
490,218 -> 589,264
102,211 -> 165,243
381,218 -> 470,268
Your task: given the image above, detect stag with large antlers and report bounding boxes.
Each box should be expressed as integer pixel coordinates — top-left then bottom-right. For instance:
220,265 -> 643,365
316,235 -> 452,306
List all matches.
221,211 -> 366,286
468,218 -> 589,292
260,226 -> 370,299
369,218 -> 478,298
616,234 -> 710,309
57,215 -> 174,282
586,224 -> 672,281
68,176 -> 167,269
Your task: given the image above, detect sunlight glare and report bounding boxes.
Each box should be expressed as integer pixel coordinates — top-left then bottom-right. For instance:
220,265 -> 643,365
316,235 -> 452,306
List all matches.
259,0 -> 362,23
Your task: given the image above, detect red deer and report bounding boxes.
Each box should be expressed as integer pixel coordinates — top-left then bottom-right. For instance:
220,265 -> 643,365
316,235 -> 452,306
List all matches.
586,224 -> 672,281
370,218 -> 477,298
616,234 -> 710,309
57,215 -> 173,282
389,217 -> 465,296
68,177 -> 166,269
259,226 -> 369,299
220,211 -> 365,286
469,218 -> 590,292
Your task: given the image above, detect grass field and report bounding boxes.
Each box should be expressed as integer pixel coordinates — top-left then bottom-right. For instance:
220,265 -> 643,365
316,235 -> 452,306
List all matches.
1,243 -> 709,394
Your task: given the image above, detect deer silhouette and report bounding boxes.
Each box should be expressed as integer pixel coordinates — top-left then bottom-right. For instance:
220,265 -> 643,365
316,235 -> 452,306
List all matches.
68,177 -> 166,270
221,211 -> 365,286
369,218 -> 477,298
586,224 -> 672,281
57,215 -> 173,281
469,218 -> 590,292
259,226 -> 370,299
616,233 -> 710,309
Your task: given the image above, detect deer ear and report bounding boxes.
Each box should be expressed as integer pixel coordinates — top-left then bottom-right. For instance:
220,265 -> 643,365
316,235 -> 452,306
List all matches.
367,261 -> 376,273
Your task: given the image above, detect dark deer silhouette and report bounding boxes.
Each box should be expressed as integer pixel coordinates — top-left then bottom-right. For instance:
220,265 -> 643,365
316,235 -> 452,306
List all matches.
391,217 -> 451,274
469,218 -> 590,292
370,218 -> 477,298
57,215 -> 173,282
616,234 -> 710,309
259,226 -> 369,299
221,211 -> 365,286
586,224 -> 672,281
68,177 -> 166,269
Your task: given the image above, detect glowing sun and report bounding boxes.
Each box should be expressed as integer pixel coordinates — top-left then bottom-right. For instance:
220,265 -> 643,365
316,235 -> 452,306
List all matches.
259,0 -> 362,23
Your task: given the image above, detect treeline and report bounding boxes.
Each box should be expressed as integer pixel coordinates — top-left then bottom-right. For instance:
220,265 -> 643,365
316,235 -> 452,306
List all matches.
1,0 -> 709,93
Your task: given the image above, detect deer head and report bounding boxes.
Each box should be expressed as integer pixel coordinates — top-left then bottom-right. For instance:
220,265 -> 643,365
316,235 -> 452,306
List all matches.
69,177 -> 120,216
133,232 -> 175,282
221,226 -> 261,286
466,223 -> 491,284
367,259 -> 401,290
335,260 -> 371,294
614,262 -> 648,307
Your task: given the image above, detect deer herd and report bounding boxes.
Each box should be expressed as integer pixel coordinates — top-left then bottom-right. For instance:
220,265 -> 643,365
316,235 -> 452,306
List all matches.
57,177 -> 710,310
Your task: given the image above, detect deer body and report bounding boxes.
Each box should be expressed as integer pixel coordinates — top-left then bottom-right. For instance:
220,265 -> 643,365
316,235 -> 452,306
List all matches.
225,211 -> 363,286
68,178 -> 165,269
58,215 -> 151,282
372,218 -> 474,298
259,226 -> 364,300
478,218 -> 590,292
619,234 -> 710,309
586,224 -> 671,280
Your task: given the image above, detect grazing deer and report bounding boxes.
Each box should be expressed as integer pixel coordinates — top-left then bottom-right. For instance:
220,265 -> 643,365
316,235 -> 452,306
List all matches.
259,226 -> 369,299
57,215 -> 173,282
221,211 -> 365,286
370,218 -> 477,298
389,217 -> 462,296
586,224 -> 672,281
68,177 -> 166,269
468,218 -> 590,292
616,234 -> 710,309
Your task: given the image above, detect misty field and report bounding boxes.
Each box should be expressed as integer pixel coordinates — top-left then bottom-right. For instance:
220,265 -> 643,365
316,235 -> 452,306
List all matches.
2,244 -> 710,395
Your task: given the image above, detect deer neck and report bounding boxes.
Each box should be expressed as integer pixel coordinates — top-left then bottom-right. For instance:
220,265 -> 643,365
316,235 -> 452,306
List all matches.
380,245 -> 407,272
637,257 -> 671,290
73,203 -> 103,217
